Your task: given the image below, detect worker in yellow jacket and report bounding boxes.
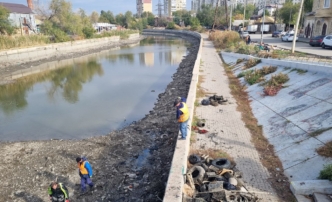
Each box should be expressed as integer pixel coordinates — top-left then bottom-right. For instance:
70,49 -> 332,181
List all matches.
174,97 -> 189,140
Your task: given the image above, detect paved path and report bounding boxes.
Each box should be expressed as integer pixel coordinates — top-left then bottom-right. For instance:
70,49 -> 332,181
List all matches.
192,34 -> 280,201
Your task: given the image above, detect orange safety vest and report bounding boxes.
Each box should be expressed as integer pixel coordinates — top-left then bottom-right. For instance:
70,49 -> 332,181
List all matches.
178,102 -> 189,123
78,161 -> 88,175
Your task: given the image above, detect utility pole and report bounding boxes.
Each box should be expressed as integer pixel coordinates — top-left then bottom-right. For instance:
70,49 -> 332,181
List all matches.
229,0 -> 232,30
260,0 -> 267,44
225,0 -> 228,30
243,0 -> 247,31
212,0 -> 219,30
291,0 -> 304,53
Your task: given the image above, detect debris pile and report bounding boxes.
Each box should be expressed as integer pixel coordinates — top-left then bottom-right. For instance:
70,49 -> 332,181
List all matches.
201,95 -> 228,107
183,154 -> 259,202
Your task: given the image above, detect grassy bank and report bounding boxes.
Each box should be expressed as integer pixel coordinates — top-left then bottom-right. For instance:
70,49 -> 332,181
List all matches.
0,30 -> 139,51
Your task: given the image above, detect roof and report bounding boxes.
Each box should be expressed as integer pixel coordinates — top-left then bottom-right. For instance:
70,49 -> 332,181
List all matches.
0,2 -> 33,14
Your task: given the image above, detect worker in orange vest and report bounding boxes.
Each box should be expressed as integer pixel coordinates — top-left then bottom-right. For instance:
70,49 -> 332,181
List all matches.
76,157 -> 94,193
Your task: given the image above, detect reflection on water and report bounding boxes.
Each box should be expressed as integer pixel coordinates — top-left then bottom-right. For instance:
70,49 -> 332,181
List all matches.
0,36 -> 189,141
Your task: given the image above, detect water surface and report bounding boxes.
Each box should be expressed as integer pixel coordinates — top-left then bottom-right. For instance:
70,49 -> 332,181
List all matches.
0,37 -> 189,141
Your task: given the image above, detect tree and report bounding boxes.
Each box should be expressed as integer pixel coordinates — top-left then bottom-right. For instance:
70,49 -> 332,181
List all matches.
234,3 -> 255,19
115,13 -> 126,26
190,17 -> 200,30
99,10 -> 115,23
303,0 -> 313,13
265,10 -> 271,16
0,6 -> 14,35
278,1 -> 300,26
142,12 -> 155,26
196,5 -> 214,27
90,11 -> 99,24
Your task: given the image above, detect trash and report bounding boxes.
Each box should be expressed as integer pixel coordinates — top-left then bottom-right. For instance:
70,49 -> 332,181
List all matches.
196,120 -> 205,127
198,129 -> 208,134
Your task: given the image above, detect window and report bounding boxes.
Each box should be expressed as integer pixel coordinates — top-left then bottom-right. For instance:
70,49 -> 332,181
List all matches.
324,0 -> 330,8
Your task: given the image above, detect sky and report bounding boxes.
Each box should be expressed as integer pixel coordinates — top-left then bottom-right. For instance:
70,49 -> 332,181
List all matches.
9,0 -> 191,15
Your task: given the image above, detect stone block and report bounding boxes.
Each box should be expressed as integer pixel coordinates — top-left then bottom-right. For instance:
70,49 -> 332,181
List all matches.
290,180 -> 332,195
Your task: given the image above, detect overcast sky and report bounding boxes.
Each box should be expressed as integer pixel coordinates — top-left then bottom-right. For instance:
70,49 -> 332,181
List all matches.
9,0 -> 191,15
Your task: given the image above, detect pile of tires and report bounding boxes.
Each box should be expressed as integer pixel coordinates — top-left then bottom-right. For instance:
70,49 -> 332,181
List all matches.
200,95 -> 228,107
185,154 -> 257,201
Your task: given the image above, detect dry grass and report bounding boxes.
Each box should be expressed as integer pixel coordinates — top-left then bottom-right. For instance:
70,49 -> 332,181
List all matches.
208,30 -> 241,49
244,58 -> 261,69
220,56 -> 295,201
0,35 -> 50,50
316,141 -> 332,158
196,75 -> 207,98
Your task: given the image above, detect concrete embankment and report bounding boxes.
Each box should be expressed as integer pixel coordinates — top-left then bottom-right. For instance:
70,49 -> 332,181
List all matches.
222,52 -> 332,201
143,29 -> 203,202
0,33 -> 140,85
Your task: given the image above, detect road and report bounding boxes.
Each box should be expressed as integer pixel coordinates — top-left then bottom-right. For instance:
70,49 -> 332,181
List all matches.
250,34 -> 332,57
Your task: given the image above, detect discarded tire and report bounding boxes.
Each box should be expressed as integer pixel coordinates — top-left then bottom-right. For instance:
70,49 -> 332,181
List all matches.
211,158 -> 231,169
201,99 -> 210,106
197,120 -> 205,127
188,155 -> 201,165
187,166 -> 205,182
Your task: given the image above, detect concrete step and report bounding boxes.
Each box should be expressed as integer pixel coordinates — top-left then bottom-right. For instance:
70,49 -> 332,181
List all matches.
291,180 -> 332,195
313,193 -> 332,202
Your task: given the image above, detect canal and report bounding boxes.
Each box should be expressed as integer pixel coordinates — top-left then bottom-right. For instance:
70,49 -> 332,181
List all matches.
0,36 -> 189,141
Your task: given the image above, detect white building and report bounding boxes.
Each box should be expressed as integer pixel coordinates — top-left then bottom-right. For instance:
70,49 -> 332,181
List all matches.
137,0 -> 153,17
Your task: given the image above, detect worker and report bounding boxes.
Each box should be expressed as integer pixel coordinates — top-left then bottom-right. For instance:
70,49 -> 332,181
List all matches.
174,97 -> 190,140
76,157 -> 94,193
48,181 -> 69,202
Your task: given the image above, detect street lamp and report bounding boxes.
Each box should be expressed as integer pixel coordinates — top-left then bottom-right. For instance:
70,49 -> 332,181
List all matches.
260,0 -> 267,44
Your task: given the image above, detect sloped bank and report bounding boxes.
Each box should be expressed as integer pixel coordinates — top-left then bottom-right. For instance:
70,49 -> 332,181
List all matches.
221,52 -> 332,201
0,31 -> 201,202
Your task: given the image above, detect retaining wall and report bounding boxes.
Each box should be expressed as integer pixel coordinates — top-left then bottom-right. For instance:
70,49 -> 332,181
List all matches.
142,29 -> 203,202
222,52 -> 332,74
0,34 -> 140,66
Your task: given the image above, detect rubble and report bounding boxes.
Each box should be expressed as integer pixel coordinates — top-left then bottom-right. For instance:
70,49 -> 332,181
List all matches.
185,154 -> 259,202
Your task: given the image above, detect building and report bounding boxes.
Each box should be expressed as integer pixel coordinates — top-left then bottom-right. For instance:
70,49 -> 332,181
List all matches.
304,0 -> 332,38
165,0 -> 186,16
137,0 -> 153,17
0,2 -> 36,34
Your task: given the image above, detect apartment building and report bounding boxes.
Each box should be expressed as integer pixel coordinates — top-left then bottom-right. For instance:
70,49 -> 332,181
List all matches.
164,0 -> 186,16
304,0 -> 332,37
137,0 -> 153,17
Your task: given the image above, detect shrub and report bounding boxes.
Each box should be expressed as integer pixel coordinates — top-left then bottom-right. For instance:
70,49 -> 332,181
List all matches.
166,22 -> 176,29
263,73 -> 289,96
237,69 -> 253,78
244,70 -> 265,85
244,58 -> 261,69
209,30 -> 241,49
260,66 -> 277,75
319,164 -> 332,181
236,58 -> 244,64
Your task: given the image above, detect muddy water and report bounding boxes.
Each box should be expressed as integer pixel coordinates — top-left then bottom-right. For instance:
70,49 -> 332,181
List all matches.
0,37 -> 189,141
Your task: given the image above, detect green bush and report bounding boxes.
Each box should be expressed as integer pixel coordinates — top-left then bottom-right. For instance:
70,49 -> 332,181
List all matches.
319,164 -> 332,181
237,69 -> 253,78
82,26 -> 96,39
166,22 -> 176,29
244,70 -> 265,85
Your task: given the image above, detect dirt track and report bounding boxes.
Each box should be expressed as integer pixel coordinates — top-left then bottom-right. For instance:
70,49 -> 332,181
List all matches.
0,35 -> 199,202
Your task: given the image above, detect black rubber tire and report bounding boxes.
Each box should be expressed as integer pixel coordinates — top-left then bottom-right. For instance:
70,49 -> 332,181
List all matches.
187,166 -> 205,182
322,43 -> 325,49
201,99 -> 210,106
188,154 -> 201,165
211,158 -> 231,169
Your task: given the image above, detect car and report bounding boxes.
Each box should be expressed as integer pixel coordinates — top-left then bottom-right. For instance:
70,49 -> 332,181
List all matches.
240,31 -> 249,39
281,33 -> 298,42
279,30 -> 286,36
309,35 -> 325,47
321,35 -> 332,49
272,31 -> 281,37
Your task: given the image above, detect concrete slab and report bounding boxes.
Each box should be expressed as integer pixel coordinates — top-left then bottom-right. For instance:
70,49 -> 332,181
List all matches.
284,156 -> 332,180
294,194 -> 312,202
314,193 -> 332,202
277,137 -> 323,169
291,102 -> 332,133
306,82 -> 332,101
290,180 -> 332,195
